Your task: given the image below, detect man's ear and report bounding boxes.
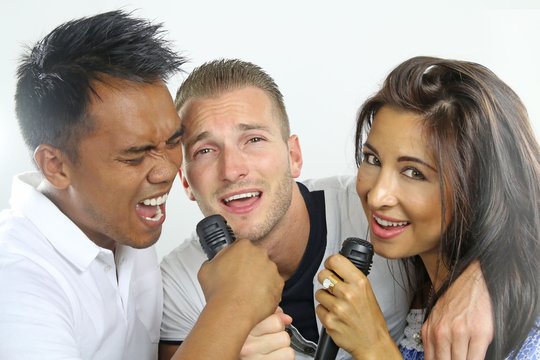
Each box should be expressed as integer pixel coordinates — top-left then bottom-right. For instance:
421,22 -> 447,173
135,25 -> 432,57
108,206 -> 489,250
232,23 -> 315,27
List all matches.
178,167 -> 196,201
33,144 -> 71,189
288,134 -> 303,179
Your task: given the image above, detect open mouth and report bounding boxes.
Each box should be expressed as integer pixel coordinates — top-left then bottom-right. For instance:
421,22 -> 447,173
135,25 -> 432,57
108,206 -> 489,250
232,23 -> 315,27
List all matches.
136,193 -> 168,222
374,215 -> 409,228
222,191 -> 261,207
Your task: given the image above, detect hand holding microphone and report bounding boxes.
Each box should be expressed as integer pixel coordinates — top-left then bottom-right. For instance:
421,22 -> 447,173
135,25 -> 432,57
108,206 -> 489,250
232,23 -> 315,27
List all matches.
314,238 -> 374,360
196,214 -> 294,359
196,214 -> 283,321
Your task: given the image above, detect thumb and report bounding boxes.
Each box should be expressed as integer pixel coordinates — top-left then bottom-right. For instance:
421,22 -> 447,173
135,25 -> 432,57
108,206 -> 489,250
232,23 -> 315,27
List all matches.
276,307 -> 293,326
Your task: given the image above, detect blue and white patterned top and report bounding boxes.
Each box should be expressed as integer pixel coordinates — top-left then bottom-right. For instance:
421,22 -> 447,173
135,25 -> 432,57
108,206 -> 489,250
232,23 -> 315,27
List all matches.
398,309 -> 540,359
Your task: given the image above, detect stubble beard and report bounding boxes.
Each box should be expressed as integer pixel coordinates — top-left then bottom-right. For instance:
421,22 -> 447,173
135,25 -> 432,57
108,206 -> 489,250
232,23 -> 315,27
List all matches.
197,170 -> 294,244
242,172 -> 293,243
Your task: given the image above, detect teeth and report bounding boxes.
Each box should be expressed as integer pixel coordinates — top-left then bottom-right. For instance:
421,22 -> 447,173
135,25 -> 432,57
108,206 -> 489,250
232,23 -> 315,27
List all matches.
144,205 -> 163,222
142,193 -> 168,206
374,216 -> 408,227
224,192 -> 260,203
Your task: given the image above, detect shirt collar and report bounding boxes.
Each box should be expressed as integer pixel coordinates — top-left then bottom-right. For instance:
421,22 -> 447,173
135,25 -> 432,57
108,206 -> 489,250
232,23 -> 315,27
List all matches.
11,172 -> 101,271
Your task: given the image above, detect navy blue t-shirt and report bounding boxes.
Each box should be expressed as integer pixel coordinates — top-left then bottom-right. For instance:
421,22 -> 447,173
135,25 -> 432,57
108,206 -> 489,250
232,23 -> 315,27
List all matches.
279,182 -> 327,343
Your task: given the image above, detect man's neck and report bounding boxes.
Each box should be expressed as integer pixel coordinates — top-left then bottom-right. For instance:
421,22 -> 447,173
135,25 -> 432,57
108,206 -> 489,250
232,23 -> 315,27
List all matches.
38,182 -> 117,253
262,183 -> 310,280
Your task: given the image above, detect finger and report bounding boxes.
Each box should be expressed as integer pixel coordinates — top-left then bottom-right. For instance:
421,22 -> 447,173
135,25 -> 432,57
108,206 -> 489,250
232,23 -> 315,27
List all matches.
317,268 -> 337,284
321,273 -> 341,295
315,303 -> 339,334
274,307 -> 293,326
269,346 -> 296,359
314,289 -> 335,312
465,335 -> 490,360
422,321 -> 435,360
325,254 -> 366,283
318,269 -> 341,295
277,312 -> 293,326
314,294 -> 345,330
450,330 -> 468,360
434,343 -> 451,360
249,314 -> 285,337
315,302 -> 329,321
428,323 -> 451,360
259,346 -> 296,360
315,287 -> 333,303
324,254 -> 348,273
241,331 -> 291,357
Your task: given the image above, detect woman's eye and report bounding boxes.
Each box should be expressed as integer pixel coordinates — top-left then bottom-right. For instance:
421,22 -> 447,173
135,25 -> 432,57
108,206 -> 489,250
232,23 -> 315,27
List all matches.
402,167 -> 426,180
363,153 -> 380,166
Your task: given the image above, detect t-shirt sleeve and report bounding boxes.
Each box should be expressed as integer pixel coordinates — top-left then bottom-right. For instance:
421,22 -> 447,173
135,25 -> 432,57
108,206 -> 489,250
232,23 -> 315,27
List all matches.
160,238 -> 207,342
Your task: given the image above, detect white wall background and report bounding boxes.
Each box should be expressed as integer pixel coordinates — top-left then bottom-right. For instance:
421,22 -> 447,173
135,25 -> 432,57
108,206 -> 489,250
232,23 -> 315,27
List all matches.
2,1 -> 539,260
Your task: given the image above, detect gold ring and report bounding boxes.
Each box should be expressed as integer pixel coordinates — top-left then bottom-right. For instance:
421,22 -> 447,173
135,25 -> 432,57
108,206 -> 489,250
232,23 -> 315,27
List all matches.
322,274 -> 340,294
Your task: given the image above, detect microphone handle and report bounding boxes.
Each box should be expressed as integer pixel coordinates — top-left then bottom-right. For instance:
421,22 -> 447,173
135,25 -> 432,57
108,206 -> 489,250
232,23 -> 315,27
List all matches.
314,237 -> 373,360
315,328 -> 339,359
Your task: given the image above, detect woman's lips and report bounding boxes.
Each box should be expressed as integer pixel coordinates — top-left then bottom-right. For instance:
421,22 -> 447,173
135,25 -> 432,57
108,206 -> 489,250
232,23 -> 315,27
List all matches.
370,215 -> 409,240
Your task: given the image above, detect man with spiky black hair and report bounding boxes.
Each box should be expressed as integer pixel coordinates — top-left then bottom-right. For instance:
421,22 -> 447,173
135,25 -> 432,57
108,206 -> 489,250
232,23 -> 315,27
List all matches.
0,10 -> 285,360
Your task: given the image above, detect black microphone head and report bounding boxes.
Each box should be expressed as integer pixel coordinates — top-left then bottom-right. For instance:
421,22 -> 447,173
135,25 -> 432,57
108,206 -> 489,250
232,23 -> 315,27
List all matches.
196,214 -> 236,260
339,237 -> 374,276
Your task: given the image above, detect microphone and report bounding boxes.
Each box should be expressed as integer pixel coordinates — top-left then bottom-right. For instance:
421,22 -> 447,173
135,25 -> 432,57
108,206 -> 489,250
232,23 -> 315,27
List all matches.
196,214 -> 236,260
314,237 -> 374,360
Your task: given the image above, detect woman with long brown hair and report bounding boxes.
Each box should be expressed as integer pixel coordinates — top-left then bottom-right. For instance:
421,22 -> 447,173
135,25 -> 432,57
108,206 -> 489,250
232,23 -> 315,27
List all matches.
316,56 -> 539,359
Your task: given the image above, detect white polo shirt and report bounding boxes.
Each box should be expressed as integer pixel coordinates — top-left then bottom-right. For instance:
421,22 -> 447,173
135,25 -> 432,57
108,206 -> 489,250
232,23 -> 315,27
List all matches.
0,172 -> 162,360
